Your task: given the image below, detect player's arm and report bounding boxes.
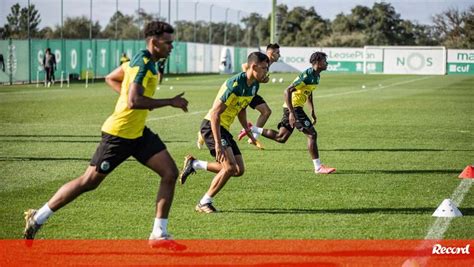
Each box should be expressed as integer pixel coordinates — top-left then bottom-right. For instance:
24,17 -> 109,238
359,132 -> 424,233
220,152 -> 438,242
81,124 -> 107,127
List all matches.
128,83 -> 188,112
209,99 -> 227,162
307,92 -> 317,125
284,85 -> 297,127
237,108 -> 257,145
105,66 -> 125,94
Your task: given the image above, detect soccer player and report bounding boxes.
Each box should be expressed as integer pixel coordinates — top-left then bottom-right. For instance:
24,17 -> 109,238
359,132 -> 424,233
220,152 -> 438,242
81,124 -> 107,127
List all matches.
237,43 -> 281,148
180,52 -> 270,213
245,52 -> 336,174
196,44 -> 281,150
119,52 -> 130,66
23,21 -> 189,244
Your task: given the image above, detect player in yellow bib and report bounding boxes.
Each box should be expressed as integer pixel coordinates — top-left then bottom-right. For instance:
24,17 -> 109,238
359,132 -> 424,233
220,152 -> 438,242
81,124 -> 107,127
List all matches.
179,52 -> 270,213
246,52 -> 336,174
23,21 -> 189,245
196,44 -> 280,150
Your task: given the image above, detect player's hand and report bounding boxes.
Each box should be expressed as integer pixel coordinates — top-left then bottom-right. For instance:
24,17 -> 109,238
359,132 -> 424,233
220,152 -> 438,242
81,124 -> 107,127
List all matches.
311,112 -> 317,125
171,92 -> 188,112
289,112 -> 296,128
215,144 -> 226,163
247,130 -> 257,145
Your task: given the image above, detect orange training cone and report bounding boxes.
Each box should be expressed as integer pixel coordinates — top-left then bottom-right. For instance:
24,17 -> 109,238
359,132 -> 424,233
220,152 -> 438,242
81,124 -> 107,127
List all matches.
458,165 -> 474,179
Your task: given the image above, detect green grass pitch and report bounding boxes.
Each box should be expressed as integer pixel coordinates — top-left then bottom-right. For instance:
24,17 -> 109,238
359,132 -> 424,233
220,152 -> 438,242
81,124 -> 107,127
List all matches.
0,73 -> 473,239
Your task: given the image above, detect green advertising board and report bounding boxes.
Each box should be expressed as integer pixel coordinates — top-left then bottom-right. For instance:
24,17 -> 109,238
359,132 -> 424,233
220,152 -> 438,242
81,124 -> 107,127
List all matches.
447,63 -> 474,74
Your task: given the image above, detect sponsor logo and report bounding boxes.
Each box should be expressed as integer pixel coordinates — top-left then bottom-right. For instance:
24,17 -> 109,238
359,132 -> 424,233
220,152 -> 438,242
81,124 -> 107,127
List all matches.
432,244 -> 470,255
221,139 -> 228,147
100,161 -> 111,172
449,64 -> 470,73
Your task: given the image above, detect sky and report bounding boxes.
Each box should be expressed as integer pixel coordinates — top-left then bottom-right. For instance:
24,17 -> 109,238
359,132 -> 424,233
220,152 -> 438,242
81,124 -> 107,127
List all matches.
1,0 -> 472,29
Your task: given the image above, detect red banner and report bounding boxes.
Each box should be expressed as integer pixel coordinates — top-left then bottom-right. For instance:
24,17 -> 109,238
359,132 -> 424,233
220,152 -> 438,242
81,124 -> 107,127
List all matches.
1,240 -> 473,266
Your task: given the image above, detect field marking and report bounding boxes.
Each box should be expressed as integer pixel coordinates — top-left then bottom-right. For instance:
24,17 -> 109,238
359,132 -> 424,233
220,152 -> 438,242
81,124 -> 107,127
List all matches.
0,89 -> 69,95
315,76 -> 432,98
424,179 -> 473,240
145,76 -> 431,122
0,76 -> 432,125
403,179 -> 473,266
147,110 -> 206,121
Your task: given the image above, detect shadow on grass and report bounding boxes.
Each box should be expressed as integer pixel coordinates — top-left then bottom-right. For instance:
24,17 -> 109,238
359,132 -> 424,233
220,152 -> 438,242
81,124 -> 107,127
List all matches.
0,134 -> 99,138
316,169 -> 462,175
0,139 -> 188,144
0,156 -> 134,162
227,207 -> 474,216
264,148 -> 473,152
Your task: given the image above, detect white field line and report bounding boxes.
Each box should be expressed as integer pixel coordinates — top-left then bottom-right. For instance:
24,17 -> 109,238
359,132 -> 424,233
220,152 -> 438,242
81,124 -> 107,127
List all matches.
315,76 -> 431,98
0,76 -> 431,126
425,179 -> 473,240
0,89 -> 69,95
146,110 -> 206,122
403,179 -> 473,267
145,76 -> 431,122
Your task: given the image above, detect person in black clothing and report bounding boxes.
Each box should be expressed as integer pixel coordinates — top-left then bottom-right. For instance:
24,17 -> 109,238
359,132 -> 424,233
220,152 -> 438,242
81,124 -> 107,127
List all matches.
0,53 -> 5,72
43,48 -> 56,87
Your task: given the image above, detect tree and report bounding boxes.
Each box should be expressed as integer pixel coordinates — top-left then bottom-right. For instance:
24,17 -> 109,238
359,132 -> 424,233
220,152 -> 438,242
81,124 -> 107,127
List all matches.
3,3 -> 41,38
433,6 -> 474,48
102,11 -> 140,39
56,16 -> 101,39
241,13 -> 265,47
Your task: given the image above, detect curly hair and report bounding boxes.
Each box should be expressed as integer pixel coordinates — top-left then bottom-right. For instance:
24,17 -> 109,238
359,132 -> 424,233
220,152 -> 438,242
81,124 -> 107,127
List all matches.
309,52 -> 327,65
144,21 -> 175,39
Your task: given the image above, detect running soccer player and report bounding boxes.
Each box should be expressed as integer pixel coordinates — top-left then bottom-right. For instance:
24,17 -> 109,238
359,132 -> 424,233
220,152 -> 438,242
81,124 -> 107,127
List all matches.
180,52 -> 270,213
23,21 -> 189,244
196,43 -> 281,150
245,51 -> 336,174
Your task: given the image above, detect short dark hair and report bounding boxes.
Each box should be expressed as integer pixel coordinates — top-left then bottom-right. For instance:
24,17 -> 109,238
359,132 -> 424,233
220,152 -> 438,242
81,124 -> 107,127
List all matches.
266,43 -> 280,50
247,51 -> 269,65
144,21 -> 174,39
309,52 -> 327,65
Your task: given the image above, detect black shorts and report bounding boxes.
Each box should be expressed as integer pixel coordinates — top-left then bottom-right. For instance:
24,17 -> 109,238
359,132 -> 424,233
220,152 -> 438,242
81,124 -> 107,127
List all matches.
277,107 -> 314,133
200,119 -> 241,157
90,127 -> 167,174
249,94 -> 266,109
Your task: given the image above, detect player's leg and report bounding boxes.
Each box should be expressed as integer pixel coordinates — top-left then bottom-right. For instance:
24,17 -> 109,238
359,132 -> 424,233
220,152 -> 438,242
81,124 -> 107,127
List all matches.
195,146 -> 240,213
238,95 -> 267,143
254,109 -> 294,143
180,120 -> 224,184
24,133 -> 131,240
262,126 -> 292,143
24,166 -> 108,240
254,102 -> 272,128
144,149 -> 179,240
133,127 -> 178,240
300,120 -> 335,174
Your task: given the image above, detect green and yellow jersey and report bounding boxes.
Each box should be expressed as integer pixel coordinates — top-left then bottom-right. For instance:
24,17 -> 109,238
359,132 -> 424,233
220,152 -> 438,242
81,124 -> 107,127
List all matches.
284,67 -> 320,108
119,55 -> 130,65
205,72 -> 259,131
102,50 -> 158,139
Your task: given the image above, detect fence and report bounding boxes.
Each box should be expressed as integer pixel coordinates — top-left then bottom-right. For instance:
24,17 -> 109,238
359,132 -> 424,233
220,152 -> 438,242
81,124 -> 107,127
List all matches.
0,39 -> 253,84
1,41 -> 473,85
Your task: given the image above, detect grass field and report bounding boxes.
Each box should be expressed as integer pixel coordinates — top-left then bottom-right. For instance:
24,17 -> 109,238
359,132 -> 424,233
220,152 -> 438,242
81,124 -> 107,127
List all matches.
0,73 -> 473,240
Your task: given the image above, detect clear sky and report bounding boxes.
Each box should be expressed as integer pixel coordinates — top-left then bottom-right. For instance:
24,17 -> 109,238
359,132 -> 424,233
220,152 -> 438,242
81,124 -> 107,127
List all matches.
1,0 -> 472,29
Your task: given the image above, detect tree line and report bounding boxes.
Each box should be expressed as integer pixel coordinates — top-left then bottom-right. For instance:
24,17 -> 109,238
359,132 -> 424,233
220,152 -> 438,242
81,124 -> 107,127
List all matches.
1,2 -> 472,48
